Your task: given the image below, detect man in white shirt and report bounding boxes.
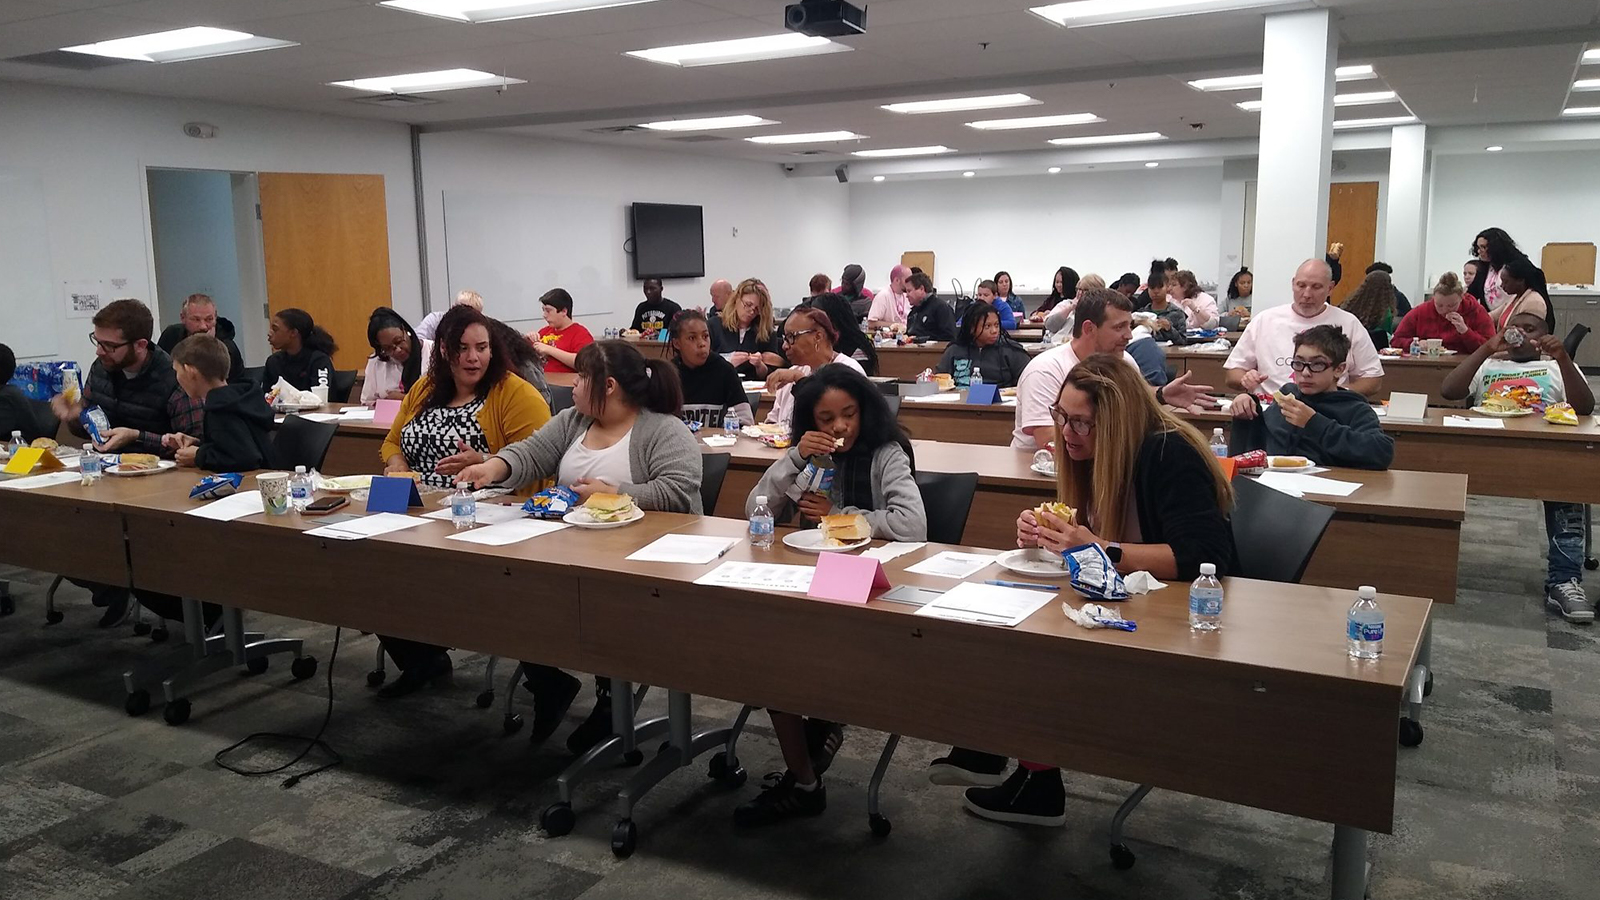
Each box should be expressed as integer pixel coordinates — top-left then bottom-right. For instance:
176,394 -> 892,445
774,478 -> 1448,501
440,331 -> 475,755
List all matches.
1011,289 -> 1212,448
1225,259 -> 1384,416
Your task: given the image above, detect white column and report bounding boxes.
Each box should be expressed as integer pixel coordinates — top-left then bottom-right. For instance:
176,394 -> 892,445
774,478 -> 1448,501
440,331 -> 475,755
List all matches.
1250,8 -> 1336,311
1383,124 -> 1429,301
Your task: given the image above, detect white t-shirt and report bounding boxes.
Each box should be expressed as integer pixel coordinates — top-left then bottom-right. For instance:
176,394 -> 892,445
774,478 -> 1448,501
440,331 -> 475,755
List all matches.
1224,303 -> 1384,394
766,352 -> 866,428
416,310 -> 445,341
1465,357 -> 1566,405
557,428 -> 634,488
1010,342 -> 1140,449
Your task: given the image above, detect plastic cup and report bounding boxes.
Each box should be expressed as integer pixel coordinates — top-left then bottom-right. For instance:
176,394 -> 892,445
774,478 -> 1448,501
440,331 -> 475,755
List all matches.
257,472 -> 291,516
311,385 -> 329,404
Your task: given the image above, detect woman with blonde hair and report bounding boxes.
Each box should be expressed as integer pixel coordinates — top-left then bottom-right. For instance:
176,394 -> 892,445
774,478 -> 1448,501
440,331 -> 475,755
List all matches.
416,289 -> 485,341
1042,273 -> 1106,336
710,277 -> 785,379
927,353 -> 1237,826
1340,269 -> 1397,349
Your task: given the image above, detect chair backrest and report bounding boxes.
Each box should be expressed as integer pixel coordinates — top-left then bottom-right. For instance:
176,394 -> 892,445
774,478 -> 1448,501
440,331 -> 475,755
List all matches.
914,470 -> 979,545
1563,323 -> 1590,360
241,365 -> 265,389
274,416 -> 339,471
1229,475 -> 1334,583
700,450 -> 731,515
550,384 -> 575,415
744,391 -> 761,412
328,370 -> 357,404
884,394 -> 901,419
876,379 -> 899,396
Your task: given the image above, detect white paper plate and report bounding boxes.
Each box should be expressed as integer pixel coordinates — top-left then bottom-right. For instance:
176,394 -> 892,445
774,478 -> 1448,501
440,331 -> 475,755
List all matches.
995,548 -> 1071,578
106,460 -> 177,477
318,474 -> 374,493
563,505 -> 645,529
782,529 -> 870,553
1266,456 -> 1319,471
1029,461 -> 1056,478
1470,405 -> 1535,418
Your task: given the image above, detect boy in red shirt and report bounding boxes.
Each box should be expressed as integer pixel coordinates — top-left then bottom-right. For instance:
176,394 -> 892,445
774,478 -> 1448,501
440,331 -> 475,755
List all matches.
529,288 -> 593,375
1390,271 -> 1494,354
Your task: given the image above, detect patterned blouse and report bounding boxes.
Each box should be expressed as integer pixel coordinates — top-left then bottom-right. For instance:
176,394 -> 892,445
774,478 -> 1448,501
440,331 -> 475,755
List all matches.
398,399 -> 489,490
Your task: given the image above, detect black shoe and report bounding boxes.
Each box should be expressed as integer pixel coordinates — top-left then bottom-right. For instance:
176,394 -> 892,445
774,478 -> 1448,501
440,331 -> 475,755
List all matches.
805,719 -> 845,777
566,682 -> 615,756
962,767 -> 1066,827
376,653 -> 452,700
527,671 -> 582,744
733,772 -> 826,828
96,590 -> 131,628
928,747 -> 1009,787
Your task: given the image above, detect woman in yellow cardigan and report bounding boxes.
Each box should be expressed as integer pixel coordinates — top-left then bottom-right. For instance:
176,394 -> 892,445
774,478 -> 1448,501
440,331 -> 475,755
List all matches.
376,305 -> 551,699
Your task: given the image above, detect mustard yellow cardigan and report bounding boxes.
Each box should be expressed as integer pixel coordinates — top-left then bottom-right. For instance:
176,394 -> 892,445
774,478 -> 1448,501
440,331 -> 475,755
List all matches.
380,373 -> 551,496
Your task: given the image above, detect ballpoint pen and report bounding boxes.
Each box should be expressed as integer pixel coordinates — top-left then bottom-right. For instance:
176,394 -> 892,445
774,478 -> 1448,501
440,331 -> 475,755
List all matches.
984,579 -> 1060,592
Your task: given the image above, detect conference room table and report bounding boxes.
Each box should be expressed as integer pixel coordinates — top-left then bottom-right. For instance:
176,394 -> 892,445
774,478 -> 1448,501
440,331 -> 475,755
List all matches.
1167,348 -> 1464,407
0,469 -> 1430,899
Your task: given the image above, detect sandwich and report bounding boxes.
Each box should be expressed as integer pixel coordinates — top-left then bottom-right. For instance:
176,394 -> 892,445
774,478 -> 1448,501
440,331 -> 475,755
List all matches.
29,437 -> 59,450
819,513 -> 871,547
1033,501 -> 1077,524
1269,456 -> 1312,469
582,492 -> 637,523
118,453 -> 161,471
932,373 -> 955,391
1479,395 -> 1521,415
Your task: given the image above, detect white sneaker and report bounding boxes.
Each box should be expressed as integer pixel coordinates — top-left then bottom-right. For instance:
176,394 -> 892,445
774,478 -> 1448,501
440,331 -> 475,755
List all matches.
1547,580 -> 1595,624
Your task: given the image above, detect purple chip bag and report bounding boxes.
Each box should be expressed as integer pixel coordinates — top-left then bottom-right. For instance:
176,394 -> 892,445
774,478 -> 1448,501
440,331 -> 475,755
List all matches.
1061,542 -> 1129,601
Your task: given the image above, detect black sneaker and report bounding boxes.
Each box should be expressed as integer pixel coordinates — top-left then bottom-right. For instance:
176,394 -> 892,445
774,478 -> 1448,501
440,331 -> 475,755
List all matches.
376,653 -> 452,700
962,767 -> 1066,827
566,681 -> 615,756
928,747 -> 1008,787
96,589 -> 131,629
733,772 -> 826,828
805,719 -> 845,776
527,670 -> 582,744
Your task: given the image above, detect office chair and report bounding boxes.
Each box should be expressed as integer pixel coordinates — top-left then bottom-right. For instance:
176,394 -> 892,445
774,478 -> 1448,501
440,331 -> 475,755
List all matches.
241,365 -> 265,389
1561,326 -> 1598,571
877,380 -> 899,397
744,391 -> 761,414
328,370 -> 357,405
884,394 -> 902,419
550,385 -> 575,415
700,450 -> 731,518
1107,475 -> 1333,871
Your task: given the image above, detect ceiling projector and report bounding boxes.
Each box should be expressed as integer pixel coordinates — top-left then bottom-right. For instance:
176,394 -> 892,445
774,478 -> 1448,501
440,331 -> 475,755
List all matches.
785,1 -> 867,37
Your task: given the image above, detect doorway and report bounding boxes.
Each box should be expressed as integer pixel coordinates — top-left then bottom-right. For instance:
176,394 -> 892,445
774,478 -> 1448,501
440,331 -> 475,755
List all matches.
1327,181 -> 1379,307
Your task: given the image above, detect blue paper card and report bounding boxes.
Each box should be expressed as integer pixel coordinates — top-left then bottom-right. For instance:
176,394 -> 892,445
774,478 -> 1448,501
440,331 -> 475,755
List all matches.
966,383 -> 1000,405
366,476 -> 422,514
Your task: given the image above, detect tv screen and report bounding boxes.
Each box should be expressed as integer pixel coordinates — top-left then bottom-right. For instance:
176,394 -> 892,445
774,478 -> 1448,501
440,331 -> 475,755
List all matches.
630,203 -> 705,280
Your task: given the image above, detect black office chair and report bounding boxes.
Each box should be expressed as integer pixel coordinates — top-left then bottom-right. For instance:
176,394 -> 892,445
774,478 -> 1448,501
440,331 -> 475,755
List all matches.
884,395 -> 901,419
550,384 -> 575,415
328,370 -> 357,405
274,416 -> 338,471
700,451 -> 731,516
241,365 -> 265,389
1107,474 -> 1333,871
744,391 -> 761,414
877,380 -> 899,397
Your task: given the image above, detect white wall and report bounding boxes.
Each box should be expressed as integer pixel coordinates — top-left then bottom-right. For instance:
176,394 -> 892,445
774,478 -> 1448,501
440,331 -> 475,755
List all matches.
147,168 -> 245,335
418,131 -> 851,333
0,82 -> 421,369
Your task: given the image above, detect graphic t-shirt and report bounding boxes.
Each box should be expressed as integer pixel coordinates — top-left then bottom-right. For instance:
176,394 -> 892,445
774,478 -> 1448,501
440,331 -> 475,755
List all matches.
1466,357 -> 1565,409
535,322 -> 594,374
631,298 -> 682,338
677,355 -> 749,429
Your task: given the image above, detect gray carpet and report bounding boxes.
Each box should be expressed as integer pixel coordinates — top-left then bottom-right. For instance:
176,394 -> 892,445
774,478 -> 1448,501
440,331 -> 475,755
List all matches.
1,495 -> 1595,900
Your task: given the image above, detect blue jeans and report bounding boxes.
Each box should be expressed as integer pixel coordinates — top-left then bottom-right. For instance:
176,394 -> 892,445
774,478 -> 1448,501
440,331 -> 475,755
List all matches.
1544,501 -> 1586,588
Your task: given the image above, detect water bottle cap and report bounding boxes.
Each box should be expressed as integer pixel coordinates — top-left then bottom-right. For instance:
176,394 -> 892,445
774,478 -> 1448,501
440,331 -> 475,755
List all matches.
1358,585 -> 1377,598
82,443 -> 93,451
1199,563 -> 1217,576
756,495 -> 768,505
294,465 -> 306,474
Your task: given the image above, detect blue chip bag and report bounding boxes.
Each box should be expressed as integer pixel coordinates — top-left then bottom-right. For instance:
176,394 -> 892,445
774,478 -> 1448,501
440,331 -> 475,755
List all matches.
190,472 -> 243,501
522,485 -> 580,520
1061,542 -> 1129,602
81,405 -> 112,446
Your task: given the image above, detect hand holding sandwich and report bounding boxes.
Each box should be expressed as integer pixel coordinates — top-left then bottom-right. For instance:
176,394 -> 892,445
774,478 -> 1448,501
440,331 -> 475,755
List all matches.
795,430 -> 841,459
1275,392 -> 1315,428
573,477 -> 620,501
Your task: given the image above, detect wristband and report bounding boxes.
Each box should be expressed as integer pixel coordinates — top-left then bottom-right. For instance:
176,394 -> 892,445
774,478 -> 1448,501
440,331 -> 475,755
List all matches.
1155,385 -> 1166,406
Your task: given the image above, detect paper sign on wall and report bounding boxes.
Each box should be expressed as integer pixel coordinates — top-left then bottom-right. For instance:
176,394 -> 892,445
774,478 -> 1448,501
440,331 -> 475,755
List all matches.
62,280 -> 107,320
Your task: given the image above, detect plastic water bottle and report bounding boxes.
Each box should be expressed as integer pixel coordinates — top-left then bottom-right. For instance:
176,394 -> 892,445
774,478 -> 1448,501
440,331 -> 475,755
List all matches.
970,366 -> 984,387
1408,336 -> 1421,358
6,430 -> 21,457
723,414 -> 739,435
749,494 -> 775,549
1347,585 -> 1384,659
289,465 -> 313,512
79,444 -> 102,485
1189,563 -> 1224,631
1209,427 -> 1227,459
451,483 -> 477,530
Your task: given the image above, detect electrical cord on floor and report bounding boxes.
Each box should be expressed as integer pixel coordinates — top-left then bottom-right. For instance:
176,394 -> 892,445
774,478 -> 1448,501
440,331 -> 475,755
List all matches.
214,627 -> 343,788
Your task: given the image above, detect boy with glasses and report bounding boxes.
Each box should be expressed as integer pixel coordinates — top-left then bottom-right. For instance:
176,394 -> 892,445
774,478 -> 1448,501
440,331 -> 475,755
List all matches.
1229,324 -> 1394,469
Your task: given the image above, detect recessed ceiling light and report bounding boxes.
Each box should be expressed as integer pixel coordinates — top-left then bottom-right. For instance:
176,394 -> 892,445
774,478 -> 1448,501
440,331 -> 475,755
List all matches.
965,112 -> 1104,131
626,33 -> 849,67
639,115 -> 776,131
329,68 -> 524,93
1032,0 -> 1302,29
1572,78 -> 1600,91
1048,166 -> 1062,173
1485,146 -> 1504,152
380,0 -> 658,23
1236,89 -> 1398,111
745,130 -> 863,145
1188,64 -> 1374,91
1562,105 -> 1600,117
882,93 -> 1040,115
962,171 -> 976,177
1046,131 -> 1166,146
1585,48 -> 1600,63
872,175 -> 886,182
851,146 -> 955,158
1145,161 -> 1160,168
1331,115 -> 1418,130
61,26 -> 296,62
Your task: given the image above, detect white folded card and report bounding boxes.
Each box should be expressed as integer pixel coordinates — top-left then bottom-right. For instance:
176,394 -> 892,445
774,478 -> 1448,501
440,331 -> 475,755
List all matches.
1386,391 -> 1428,422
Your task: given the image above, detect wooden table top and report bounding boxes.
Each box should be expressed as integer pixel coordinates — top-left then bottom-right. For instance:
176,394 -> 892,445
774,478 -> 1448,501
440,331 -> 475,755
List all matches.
1166,347 -> 1462,371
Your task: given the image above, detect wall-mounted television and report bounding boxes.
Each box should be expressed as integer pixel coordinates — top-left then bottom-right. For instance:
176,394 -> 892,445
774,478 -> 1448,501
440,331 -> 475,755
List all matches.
629,202 -> 705,279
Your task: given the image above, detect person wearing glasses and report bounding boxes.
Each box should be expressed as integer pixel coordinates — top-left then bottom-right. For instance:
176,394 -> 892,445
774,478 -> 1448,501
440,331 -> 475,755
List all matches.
1227,325 -> 1393,469
929,353 -> 1237,826
361,307 -> 425,404
710,278 -> 786,379
763,308 -> 864,428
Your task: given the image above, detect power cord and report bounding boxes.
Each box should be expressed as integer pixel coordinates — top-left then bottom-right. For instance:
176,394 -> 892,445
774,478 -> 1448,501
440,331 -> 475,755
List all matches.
215,627 -> 343,788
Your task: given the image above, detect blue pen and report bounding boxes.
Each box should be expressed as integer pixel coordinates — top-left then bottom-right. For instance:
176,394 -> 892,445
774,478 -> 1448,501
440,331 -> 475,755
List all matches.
984,579 -> 1060,592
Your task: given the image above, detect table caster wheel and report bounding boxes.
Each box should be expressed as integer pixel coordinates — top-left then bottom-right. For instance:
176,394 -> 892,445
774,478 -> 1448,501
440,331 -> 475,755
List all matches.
475,690 -> 494,709
1586,557 -> 1598,572
622,749 -> 644,767
707,754 -> 746,788
366,669 -> 386,687
611,819 -> 637,859
150,626 -> 169,643
290,657 -> 317,680
163,698 -> 191,726
1422,671 -> 1434,697
869,814 -> 892,837
540,802 -> 575,837
1110,843 -> 1136,870
132,621 -> 151,636
245,656 -> 268,676
125,690 -> 151,717
1399,717 -> 1424,747
503,713 -> 523,735
1,595 -> 16,616
45,610 -> 64,625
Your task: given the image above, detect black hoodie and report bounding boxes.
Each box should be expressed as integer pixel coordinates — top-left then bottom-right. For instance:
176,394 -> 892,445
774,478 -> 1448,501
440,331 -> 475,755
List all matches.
157,318 -> 247,383
1230,384 -> 1394,470
194,382 -> 277,472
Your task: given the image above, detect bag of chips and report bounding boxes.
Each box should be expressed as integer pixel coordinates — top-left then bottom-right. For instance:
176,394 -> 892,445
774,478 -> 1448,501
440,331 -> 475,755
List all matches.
190,472 -> 242,501
1231,449 -> 1267,475
1061,542 -> 1129,602
522,485 -> 580,520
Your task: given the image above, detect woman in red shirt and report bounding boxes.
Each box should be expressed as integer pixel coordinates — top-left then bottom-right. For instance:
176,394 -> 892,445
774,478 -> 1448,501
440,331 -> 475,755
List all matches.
1390,271 -> 1494,354
529,288 -> 594,374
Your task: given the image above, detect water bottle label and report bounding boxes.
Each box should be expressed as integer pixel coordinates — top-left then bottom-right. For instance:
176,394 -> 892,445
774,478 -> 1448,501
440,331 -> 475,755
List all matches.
750,517 -> 774,537
1189,590 -> 1223,617
1347,619 -> 1384,642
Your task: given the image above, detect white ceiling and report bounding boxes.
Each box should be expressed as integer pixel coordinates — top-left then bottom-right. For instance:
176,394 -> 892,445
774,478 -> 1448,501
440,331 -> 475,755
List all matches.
1,0 -> 1597,164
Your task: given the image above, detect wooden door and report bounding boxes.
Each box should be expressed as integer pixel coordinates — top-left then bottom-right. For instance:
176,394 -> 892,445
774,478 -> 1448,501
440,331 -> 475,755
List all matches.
258,173 -> 391,371
901,251 -> 935,282
1326,181 -> 1378,307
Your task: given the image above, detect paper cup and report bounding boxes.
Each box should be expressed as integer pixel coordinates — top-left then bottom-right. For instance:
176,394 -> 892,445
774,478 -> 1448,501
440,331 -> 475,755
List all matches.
1422,338 -> 1443,356
311,385 -> 329,403
257,472 -> 291,516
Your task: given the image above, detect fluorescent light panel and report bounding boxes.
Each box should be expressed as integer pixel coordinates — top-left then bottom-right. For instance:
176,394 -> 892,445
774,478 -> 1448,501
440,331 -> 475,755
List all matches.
1485,146 -> 1504,152
639,115 -> 775,131
380,0 -> 657,23
61,26 -> 296,62
1562,106 -> 1600,117
1188,64 -> 1374,91
330,68 -> 524,93
882,93 -> 1039,114
1145,161 -> 1160,167
965,112 -> 1104,130
1031,0 -> 1303,28
745,130 -> 863,144
625,33 -> 849,67
1585,48 -> 1600,63
851,146 -> 954,158
1332,115 -> 1417,130
1236,90 -> 1397,111
1046,131 -> 1166,146
1572,78 -> 1600,91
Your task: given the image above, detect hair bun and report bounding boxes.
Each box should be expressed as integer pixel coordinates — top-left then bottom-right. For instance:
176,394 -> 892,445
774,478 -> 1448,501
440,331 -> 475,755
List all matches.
1434,270 -> 1463,294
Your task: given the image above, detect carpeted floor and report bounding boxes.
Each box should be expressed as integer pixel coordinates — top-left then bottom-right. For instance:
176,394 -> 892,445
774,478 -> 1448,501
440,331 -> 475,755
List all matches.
1,495 -> 1596,900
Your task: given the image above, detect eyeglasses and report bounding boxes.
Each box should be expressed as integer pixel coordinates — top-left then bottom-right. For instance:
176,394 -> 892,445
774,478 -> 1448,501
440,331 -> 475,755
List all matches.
1285,358 -> 1333,373
1049,405 -> 1094,435
781,328 -> 817,346
89,334 -> 132,352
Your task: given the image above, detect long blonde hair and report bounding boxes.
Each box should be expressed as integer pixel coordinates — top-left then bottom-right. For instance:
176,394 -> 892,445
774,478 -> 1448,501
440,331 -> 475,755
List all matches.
1053,355 -> 1233,542
721,277 -> 774,343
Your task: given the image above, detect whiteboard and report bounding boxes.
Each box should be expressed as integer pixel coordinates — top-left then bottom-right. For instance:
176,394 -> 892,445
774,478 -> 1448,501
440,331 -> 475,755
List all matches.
441,190 -> 626,324
0,171 -> 59,358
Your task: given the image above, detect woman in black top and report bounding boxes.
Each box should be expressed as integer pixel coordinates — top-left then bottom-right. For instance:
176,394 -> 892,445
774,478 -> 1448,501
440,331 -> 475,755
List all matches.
1030,266 -> 1078,321
803,291 -> 879,376
710,278 -> 786,378
934,305 -> 1031,388
263,307 -> 337,392
671,310 -> 753,427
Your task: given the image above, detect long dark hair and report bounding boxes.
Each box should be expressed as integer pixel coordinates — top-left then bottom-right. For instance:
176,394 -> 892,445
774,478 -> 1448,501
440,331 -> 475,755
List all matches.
802,291 -> 879,375
425,306 -> 511,409
274,307 -> 337,357
790,365 -> 913,468
1226,267 -> 1252,301
484,316 -> 548,401
1467,227 -> 1521,302
574,340 -> 683,418
1045,266 -> 1079,306
366,307 -> 422,389
955,304 -> 1000,347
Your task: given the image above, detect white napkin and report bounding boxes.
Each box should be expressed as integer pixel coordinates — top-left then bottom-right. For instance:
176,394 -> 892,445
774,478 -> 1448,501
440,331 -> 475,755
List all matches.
1123,571 -> 1167,594
702,435 -> 737,448
269,377 -> 320,406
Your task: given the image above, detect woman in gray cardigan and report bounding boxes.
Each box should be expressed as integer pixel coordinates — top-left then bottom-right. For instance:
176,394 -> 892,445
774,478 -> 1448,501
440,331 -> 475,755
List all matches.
455,340 -> 700,751
735,365 -> 927,830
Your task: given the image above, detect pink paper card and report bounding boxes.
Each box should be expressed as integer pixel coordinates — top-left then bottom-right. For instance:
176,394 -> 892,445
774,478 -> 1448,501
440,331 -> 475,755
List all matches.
807,551 -> 890,605
372,399 -> 403,428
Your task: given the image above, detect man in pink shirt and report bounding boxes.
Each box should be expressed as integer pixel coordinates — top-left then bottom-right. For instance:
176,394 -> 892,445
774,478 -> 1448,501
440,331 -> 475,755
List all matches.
868,264 -> 912,330
1225,259 -> 1385,416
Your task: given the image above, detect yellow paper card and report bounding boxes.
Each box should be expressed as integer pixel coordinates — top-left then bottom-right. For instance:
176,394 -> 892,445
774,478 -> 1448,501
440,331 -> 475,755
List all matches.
2,447 -> 62,475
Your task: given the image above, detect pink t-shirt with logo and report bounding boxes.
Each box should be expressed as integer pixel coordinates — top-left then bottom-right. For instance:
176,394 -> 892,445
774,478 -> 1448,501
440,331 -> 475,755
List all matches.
1010,342 -> 1140,449
1224,303 -> 1384,394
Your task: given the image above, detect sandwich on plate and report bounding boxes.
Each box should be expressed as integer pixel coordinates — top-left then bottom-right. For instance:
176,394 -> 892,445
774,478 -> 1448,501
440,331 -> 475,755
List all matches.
819,513 -> 870,547
582,492 -> 637,523
118,453 -> 162,471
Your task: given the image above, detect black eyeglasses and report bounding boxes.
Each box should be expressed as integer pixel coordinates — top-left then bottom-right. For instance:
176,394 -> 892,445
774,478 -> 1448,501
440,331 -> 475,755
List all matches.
781,328 -> 817,346
89,334 -> 132,352
1285,358 -> 1333,373
1049,405 -> 1094,435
